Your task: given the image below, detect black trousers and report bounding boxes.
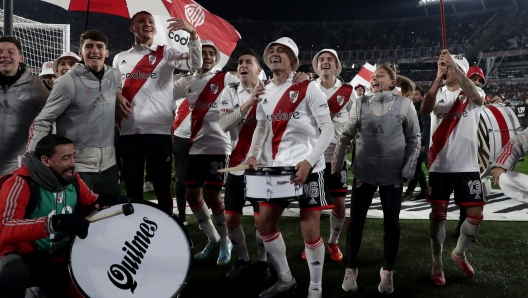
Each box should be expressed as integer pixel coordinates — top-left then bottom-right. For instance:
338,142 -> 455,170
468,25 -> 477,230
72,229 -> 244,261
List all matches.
120,134 -> 173,214
172,136 -> 190,216
78,164 -> 119,195
407,153 -> 428,192
346,179 -> 402,271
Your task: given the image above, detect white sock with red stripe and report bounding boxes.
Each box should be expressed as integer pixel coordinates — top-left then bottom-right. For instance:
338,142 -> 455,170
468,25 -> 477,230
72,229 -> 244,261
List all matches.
305,235 -> 325,289
329,210 -> 346,244
255,229 -> 268,262
454,215 -> 483,256
191,199 -> 220,243
429,208 -> 446,270
212,202 -> 230,246
227,223 -> 249,261
262,230 -> 292,282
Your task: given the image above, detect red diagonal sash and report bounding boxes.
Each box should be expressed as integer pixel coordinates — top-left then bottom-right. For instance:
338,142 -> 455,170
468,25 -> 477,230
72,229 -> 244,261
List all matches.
121,46 -> 164,102
189,72 -> 227,149
271,81 -> 310,159
429,91 -> 470,167
229,105 -> 258,167
172,98 -> 190,131
327,84 -> 352,120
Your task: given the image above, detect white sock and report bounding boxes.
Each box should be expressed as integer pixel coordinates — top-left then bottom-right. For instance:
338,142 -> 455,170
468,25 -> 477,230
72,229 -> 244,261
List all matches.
212,202 -> 230,246
255,229 -> 267,262
429,209 -> 446,270
227,223 -> 249,262
262,230 -> 292,282
191,199 -> 220,243
454,215 -> 483,256
305,236 -> 325,287
329,210 -> 346,244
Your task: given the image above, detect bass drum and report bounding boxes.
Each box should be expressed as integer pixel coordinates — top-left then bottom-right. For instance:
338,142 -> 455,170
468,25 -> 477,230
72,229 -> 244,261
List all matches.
69,201 -> 192,298
478,104 -> 522,177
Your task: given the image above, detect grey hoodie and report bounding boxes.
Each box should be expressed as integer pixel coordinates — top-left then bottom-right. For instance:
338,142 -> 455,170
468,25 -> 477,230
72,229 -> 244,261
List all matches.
491,127 -> 528,171
0,65 -> 49,176
26,63 -> 122,173
332,89 -> 421,185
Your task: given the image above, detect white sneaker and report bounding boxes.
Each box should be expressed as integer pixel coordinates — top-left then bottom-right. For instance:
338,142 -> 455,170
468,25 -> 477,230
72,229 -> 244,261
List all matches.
378,267 -> 394,294
143,181 -> 154,193
342,267 -> 358,292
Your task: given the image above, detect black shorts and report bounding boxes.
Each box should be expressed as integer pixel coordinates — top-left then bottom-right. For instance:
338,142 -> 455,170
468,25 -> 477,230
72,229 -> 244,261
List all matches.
172,136 -> 190,181
426,172 -> 487,207
224,173 -> 260,215
324,162 -> 348,197
260,170 -> 334,212
185,154 -> 229,190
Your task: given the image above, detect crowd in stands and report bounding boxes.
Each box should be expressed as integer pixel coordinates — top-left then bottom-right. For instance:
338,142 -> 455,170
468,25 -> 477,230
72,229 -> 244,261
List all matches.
487,9 -> 528,52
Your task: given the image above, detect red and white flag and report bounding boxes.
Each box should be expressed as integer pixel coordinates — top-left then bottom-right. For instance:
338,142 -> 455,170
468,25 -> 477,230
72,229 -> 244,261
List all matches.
154,0 -> 240,69
349,62 -> 375,100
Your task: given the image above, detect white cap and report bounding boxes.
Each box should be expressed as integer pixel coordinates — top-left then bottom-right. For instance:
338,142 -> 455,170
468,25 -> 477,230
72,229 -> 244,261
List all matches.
39,61 -> 55,77
312,49 -> 342,76
498,171 -> 528,204
263,37 -> 299,71
451,54 -> 469,75
201,40 -> 221,68
53,52 -> 81,73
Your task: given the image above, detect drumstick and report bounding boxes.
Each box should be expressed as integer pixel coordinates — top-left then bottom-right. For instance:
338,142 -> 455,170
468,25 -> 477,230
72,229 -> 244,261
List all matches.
87,203 -> 134,223
217,164 -> 261,173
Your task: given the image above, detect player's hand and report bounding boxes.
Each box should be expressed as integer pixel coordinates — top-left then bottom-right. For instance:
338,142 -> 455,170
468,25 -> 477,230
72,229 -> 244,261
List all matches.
116,93 -> 132,119
292,71 -> 310,84
489,95 -> 503,104
438,49 -> 455,69
292,160 -> 312,186
436,60 -> 449,81
244,156 -> 258,170
51,213 -> 89,239
249,85 -> 265,106
166,18 -> 197,39
420,146 -> 425,153
491,167 -> 506,184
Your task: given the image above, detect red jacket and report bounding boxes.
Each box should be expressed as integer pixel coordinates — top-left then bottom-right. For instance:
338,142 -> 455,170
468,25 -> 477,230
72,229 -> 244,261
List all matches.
0,166 -> 97,258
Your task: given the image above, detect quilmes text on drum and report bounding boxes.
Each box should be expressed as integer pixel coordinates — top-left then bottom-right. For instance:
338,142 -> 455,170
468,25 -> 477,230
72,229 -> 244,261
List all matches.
478,104 -> 523,177
69,201 -> 192,298
244,166 -> 303,201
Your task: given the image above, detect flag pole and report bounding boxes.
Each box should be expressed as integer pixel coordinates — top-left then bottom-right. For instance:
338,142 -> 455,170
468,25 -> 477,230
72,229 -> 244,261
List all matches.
440,0 -> 447,50
3,0 -> 13,36
85,0 -> 91,31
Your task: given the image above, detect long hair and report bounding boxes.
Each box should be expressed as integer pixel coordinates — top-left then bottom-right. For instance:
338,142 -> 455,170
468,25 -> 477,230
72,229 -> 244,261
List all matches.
376,64 -> 416,99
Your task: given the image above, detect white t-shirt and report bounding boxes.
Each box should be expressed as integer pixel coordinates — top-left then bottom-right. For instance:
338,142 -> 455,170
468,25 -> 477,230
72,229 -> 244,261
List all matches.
173,70 -> 237,155
316,79 -> 354,163
256,75 -> 330,173
173,98 -> 191,139
113,43 -> 194,135
219,81 -> 268,175
429,86 -> 485,172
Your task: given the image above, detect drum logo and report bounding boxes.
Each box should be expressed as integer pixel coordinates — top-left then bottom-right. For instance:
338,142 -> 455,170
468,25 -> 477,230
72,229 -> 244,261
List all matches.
107,217 -> 158,293
290,91 -> 299,103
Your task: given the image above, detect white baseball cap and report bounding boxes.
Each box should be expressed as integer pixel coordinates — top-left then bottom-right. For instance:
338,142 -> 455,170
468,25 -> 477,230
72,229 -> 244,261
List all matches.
39,61 -> 55,77
263,37 -> 299,71
53,52 -> 81,73
312,49 -> 342,76
451,54 -> 469,75
498,171 -> 528,204
201,40 -> 221,67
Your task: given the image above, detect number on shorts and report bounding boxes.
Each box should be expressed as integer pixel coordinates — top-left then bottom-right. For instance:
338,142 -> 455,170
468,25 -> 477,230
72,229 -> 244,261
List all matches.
210,161 -> 224,174
468,180 -> 482,195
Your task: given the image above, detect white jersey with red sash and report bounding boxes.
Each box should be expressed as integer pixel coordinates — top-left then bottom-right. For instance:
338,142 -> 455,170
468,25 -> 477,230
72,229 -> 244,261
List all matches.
113,44 -> 191,136
256,76 -> 330,173
173,70 -> 237,155
429,86 -> 485,172
316,79 -> 353,162
219,81 -> 267,176
173,98 -> 191,139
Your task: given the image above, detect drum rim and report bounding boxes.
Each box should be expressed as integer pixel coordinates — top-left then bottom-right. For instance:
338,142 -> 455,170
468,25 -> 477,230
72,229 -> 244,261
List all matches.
246,195 -> 302,202
68,199 -> 194,298
245,166 -> 297,176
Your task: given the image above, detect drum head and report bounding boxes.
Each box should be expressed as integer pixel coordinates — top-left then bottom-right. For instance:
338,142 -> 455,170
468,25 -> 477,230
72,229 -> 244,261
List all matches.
69,201 -> 192,298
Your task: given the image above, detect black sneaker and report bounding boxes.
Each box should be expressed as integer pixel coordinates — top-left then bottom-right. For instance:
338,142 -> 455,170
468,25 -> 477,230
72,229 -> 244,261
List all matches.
256,261 -> 271,282
226,259 -> 251,279
402,190 -> 414,202
413,189 -> 427,200
179,213 -> 188,226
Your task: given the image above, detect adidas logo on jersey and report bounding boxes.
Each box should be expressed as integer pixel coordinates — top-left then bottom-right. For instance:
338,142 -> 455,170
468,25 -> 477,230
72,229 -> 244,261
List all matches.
233,104 -> 239,108
263,99 -> 268,104
308,198 -> 317,205
439,99 -> 446,104
188,88 -> 192,93
90,94 -> 110,109
0,99 -> 13,114
120,60 -> 127,65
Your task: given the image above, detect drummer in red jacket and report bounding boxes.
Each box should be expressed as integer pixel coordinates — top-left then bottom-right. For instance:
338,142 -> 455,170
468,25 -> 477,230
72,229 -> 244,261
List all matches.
0,135 -> 111,297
